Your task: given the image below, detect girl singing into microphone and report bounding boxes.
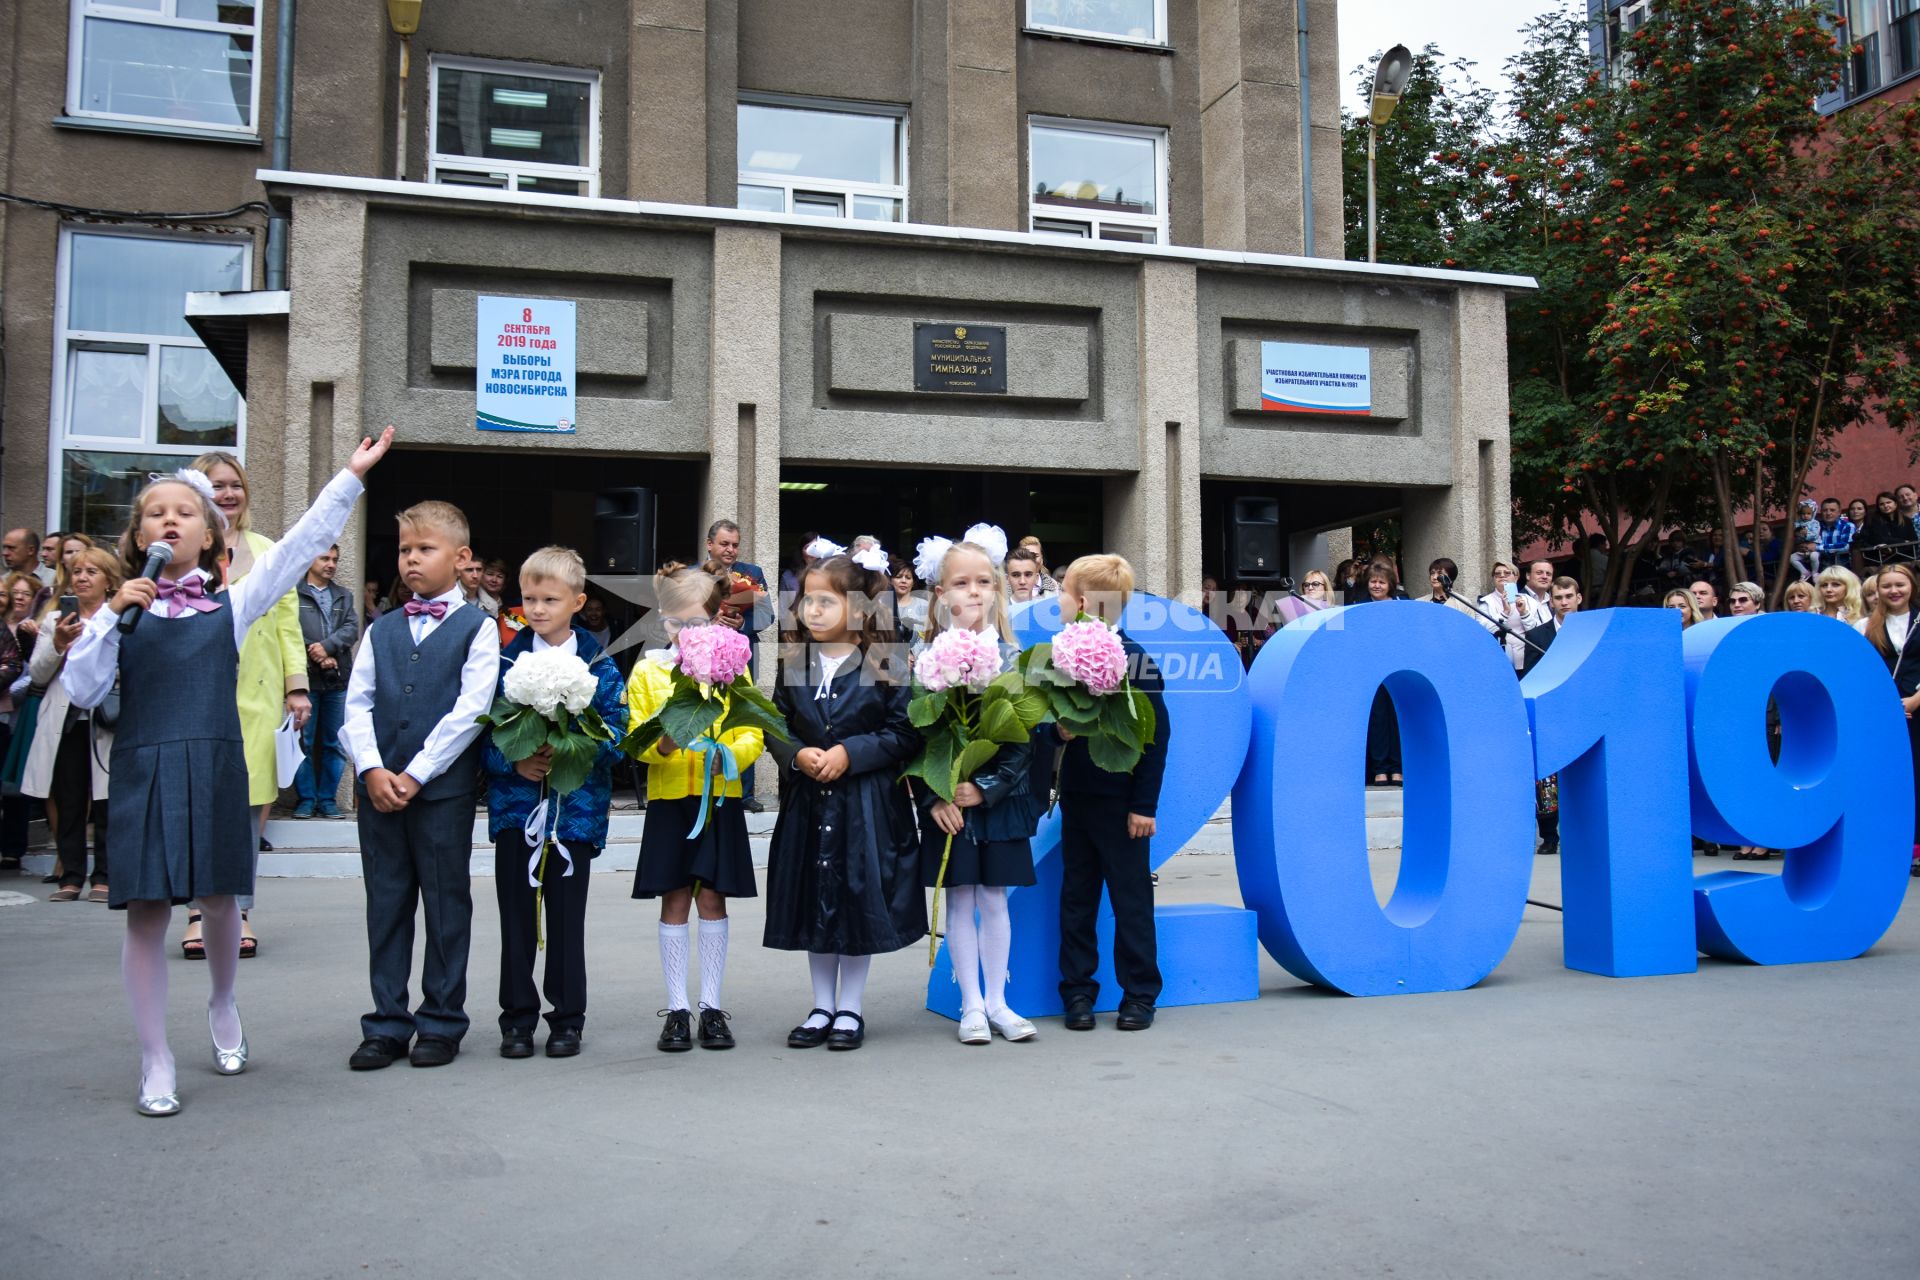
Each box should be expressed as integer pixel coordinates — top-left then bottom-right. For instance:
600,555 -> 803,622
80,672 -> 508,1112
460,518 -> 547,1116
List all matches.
59,427 -> 394,1117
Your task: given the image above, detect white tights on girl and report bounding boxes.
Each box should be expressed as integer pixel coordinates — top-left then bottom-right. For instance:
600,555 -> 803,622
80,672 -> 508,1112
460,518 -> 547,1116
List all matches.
124,896 -> 244,1097
945,885 -> 1015,1018
803,952 -> 871,1033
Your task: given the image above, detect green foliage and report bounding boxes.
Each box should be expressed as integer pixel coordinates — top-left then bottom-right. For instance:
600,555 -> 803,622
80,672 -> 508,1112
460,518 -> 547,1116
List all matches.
479,696 -> 616,798
901,670 -> 1049,803
619,673 -> 792,766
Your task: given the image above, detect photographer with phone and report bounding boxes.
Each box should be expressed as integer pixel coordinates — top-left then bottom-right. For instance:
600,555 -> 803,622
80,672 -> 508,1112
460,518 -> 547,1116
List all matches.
20,548 -> 124,901
1477,562 -> 1549,674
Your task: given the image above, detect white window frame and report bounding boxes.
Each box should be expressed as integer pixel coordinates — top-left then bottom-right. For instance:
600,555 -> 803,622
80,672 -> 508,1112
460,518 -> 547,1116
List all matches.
427,55 -> 603,197
1025,0 -> 1168,47
47,225 -> 253,528
65,0 -> 265,137
1027,116 -> 1169,244
736,93 -> 910,223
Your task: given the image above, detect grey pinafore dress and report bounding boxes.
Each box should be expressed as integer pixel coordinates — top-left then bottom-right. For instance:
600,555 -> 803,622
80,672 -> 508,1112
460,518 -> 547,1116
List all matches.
106,596 -> 254,908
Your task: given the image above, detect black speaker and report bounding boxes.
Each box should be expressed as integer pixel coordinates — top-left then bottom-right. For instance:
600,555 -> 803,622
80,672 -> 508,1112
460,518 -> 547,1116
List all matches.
592,487 -> 655,575
1230,497 -> 1282,581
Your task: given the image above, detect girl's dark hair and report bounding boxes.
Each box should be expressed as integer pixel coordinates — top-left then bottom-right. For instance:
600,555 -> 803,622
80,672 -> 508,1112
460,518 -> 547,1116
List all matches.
800,555 -> 893,650
1427,557 -> 1459,580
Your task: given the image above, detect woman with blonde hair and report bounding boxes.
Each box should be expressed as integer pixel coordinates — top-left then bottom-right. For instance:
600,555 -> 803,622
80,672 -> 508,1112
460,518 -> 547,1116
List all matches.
1782,581 -> 1816,613
180,451 -> 309,958
1662,588 -> 1708,628
1814,565 -> 1863,623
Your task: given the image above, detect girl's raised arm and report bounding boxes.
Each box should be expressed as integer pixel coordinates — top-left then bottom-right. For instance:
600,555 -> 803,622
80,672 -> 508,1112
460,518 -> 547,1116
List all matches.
231,428 -> 394,633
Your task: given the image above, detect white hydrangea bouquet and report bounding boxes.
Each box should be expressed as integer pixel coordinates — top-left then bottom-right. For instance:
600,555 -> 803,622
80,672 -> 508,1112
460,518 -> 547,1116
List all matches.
478,647 -> 614,796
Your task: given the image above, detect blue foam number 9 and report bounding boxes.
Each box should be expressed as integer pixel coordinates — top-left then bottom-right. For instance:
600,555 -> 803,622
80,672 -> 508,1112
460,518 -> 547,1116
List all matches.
1522,608 -> 1697,977
1685,615 -> 1914,965
1233,602 -> 1536,995
925,594 -> 1258,1018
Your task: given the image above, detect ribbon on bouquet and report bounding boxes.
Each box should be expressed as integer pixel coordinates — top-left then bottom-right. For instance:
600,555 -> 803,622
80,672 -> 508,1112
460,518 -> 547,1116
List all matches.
522,785 -> 573,951
684,732 -> 740,841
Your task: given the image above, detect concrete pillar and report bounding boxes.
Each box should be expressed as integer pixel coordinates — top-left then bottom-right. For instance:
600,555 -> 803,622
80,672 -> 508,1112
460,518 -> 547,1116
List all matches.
1198,0 -> 1304,255
1402,285 -> 1512,595
630,0 -> 709,204
1304,0 -> 1345,258
1106,260 -> 1201,601
281,193 -> 370,600
945,0 -> 1019,231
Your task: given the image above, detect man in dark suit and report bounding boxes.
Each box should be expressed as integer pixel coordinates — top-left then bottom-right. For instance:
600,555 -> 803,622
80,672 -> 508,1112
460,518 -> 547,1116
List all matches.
1521,576 -> 1583,855
706,519 -> 771,812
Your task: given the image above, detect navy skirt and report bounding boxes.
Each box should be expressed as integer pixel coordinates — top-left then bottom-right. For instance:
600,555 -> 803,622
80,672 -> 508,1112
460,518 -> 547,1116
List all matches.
920,826 -> 1035,889
632,796 -> 758,899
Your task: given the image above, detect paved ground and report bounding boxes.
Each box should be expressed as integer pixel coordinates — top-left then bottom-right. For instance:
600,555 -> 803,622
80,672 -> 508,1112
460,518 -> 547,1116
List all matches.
2,850 -> 1914,1279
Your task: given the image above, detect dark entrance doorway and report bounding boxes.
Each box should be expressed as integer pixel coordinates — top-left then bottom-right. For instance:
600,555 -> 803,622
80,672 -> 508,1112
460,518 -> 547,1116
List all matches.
777,464 -> 1103,584
1200,479 -> 1402,589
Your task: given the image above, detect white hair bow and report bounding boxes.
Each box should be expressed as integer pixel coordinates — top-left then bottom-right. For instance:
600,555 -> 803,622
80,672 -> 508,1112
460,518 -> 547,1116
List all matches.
851,546 -> 889,573
961,522 -> 1008,567
913,535 -> 954,584
154,467 -> 228,528
805,536 -> 846,561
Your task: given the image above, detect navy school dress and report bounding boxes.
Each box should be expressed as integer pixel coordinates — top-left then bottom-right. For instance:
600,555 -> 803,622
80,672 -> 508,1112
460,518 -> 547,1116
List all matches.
763,648 -> 926,955
107,596 -> 255,908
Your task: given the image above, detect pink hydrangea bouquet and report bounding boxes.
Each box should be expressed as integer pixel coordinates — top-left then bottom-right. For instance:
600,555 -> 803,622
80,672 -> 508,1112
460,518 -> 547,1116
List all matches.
620,623 -> 790,830
1017,617 -> 1157,774
904,626 -> 1049,963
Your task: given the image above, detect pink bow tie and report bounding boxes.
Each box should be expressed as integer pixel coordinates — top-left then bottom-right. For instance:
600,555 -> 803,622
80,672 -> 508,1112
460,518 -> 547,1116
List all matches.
155,576 -> 222,614
403,598 -> 448,620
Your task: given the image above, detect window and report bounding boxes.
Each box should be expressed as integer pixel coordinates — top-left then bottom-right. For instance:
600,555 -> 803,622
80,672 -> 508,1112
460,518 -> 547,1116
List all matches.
1028,119 -> 1167,243
66,0 -> 262,134
429,58 -> 600,197
51,229 -> 249,535
1026,0 -> 1166,45
736,97 -> 908,223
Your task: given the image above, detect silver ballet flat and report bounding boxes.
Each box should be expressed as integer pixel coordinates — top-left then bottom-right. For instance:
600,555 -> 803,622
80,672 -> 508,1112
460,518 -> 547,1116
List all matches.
957,1011 -> 992,1045
988,1011 -> 1038,1042
136,1074 -> 181,1117
210,1007 -> 249,1076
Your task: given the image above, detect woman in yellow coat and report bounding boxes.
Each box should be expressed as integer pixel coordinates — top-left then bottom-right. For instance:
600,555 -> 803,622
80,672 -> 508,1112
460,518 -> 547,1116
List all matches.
627,563 -> 763,1052
180,452 -> 310,958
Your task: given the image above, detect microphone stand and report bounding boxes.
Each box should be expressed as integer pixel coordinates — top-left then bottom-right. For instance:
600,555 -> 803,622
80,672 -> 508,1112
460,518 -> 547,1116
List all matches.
1436,576 -> 1551,661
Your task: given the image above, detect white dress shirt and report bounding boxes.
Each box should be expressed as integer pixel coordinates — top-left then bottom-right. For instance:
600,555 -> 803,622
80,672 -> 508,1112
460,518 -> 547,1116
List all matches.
1856,612 -> 1913,652
337,582 -> 500,786
814,646 -> 856,700
61,469 -> 365,710
529,628 -> 577,657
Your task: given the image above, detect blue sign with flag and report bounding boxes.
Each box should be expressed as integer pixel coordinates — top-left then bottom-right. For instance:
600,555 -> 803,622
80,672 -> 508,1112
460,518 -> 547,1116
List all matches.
1260,340 -> 1372,416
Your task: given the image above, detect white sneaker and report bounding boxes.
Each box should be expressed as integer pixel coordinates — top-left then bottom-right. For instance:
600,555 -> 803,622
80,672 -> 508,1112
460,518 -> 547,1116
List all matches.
957,1011 -> 991,1044
987,1010 -> 1038,1042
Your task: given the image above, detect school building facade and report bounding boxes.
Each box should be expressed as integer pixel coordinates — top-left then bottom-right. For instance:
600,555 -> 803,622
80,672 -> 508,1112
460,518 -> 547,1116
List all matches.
3,0 -> 1528,601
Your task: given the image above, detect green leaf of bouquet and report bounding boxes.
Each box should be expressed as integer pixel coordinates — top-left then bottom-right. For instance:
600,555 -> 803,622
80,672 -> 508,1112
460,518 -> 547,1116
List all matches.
619,719 -> 664,760
908,688 -> 949,728
1009,683 -> 1050,731
1129,686 -> 1158,744
1085,729 -> 1143,775
1062,684 -> 1095,713
1100,692 -> 1143,751
660,682 -> 723,749
952,737 -> 1001,786
721,696 -> 791,744
976,697 -> 1025,745
546,732 -> 599,795
905,725 -> 957,802
492,707 -> 550,762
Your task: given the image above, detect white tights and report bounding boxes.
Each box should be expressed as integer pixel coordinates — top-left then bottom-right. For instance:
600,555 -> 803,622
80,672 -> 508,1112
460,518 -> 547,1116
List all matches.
124,896 -> 243,1096
945,885 -> 1014,1018
805,952 -> 871,1032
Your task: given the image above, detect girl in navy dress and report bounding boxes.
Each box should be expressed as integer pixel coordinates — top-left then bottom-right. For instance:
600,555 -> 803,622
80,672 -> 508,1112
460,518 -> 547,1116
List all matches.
764,550 -> 924,1050
61,428 -> 393,1116
915,530 -> 1040,1046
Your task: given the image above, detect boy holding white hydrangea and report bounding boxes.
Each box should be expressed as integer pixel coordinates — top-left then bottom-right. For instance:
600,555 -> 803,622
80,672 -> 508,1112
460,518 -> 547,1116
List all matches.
482,546 -> 628,1061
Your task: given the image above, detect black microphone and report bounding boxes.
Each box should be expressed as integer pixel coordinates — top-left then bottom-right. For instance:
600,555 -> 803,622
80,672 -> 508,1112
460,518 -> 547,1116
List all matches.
1277,576 -> 1297,593
118,542 -> 175,635
1436,570 -> 1455,591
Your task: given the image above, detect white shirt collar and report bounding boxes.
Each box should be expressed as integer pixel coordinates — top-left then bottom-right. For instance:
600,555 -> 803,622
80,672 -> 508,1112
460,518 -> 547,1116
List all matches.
531,629 -> 577,656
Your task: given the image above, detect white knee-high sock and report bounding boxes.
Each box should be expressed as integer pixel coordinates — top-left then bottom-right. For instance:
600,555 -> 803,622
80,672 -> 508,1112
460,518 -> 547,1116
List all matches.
122,901 -> 174,1095
946,885 -> 984,1016
978,886 -> 1015,1018
698,915 -> 729,1010
658,922 -> 690,1011
806,952 -> 837,1029
835,955 -> 871,1024
199,895 -> 243,1047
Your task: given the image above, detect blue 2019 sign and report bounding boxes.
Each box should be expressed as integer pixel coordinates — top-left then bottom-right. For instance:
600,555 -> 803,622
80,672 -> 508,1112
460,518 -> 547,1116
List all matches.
926,598 -> 1913,1017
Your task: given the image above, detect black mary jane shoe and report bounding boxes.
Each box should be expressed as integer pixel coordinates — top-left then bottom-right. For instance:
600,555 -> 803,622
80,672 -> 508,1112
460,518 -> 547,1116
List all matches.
1114,1000 -> 1156,1032
697,1007 -> 735,1050
787,1009 -> 835,1049
499,1029 -> 536,1059
657,1008 -> 693,1053
545,1029 -> 582,1058
826,1011 -> 865,1051
1063,996 -> 1096,1032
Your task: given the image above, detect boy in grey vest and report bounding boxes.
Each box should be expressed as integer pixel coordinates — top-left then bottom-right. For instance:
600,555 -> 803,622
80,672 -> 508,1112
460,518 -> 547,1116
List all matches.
339,500 -> 500,1070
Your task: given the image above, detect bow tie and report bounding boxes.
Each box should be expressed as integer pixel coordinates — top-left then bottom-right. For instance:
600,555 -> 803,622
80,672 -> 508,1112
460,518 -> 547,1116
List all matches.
155,576 -> 222,614
403,598 -> 448,620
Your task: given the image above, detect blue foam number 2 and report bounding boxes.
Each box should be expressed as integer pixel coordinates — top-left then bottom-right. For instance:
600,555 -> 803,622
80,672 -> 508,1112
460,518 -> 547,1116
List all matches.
924,593 -> 1260,1019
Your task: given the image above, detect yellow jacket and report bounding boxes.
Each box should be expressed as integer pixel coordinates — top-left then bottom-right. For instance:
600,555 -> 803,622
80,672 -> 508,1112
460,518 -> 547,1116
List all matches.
625,655 -> 764,801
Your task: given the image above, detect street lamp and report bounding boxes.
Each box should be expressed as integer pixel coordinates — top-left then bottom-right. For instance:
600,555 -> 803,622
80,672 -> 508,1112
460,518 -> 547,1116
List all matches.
1367,44 -> 1414,264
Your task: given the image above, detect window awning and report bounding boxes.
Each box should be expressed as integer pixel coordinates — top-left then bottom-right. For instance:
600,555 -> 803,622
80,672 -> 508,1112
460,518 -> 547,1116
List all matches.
184,289 -> 290,396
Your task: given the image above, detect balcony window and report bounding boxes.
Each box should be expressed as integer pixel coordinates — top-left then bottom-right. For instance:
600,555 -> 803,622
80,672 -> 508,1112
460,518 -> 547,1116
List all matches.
430,58 -> 600,196
1029,119 -> 1167,243
67,0 -> 261,134
736,97 -> 907,223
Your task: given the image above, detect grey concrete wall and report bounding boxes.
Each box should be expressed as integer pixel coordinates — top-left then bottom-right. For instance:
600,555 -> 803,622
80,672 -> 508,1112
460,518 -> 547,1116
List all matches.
632,0 -> 709,203
946,0 -> 1020,230
1196,270 -> 1458,489
737,0 -> 915,104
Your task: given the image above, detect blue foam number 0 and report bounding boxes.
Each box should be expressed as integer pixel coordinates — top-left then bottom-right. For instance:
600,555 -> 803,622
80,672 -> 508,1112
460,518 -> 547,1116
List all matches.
925,594 -> 1260,1018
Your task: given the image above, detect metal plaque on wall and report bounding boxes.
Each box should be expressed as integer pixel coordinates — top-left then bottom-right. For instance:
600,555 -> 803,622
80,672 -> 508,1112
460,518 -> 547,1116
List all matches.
913,322 -> 1008,394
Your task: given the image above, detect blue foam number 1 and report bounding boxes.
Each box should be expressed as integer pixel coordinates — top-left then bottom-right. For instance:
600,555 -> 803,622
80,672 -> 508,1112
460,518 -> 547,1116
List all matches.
1234,602 -> 1536,995
1685,615 -> 1914,964
924,593 -> 1260,1018
1522,608 -> 1696,977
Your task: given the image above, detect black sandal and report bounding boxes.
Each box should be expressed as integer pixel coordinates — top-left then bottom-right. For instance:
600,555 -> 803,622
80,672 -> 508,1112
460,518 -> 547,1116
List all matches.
181,912 -> 205,960
826,1010 -> 865,1052
787,1009 -> 835,1049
